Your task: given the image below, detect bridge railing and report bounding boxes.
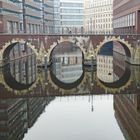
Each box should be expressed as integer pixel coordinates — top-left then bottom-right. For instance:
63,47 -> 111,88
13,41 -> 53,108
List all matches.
0,33 -> 140,36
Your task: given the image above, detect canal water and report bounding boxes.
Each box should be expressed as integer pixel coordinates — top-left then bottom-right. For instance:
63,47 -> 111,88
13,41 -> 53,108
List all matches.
0,42 -> 140,140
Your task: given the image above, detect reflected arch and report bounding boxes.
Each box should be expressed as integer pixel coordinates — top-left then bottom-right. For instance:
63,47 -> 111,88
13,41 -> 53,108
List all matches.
96,67 -> 132,93
49,70 -> 85,90
2,64 -> 35,90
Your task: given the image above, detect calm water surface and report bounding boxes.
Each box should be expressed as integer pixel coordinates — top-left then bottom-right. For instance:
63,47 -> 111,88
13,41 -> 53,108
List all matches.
23,95 -> 125,140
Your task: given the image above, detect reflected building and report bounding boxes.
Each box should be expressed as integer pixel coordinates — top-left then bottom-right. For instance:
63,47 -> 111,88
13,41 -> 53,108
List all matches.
0,98 -> 28,140
0,97 -> 54,140
97,54 -> 126,83
97,42 -> 126,83
113,52 -> 126,80
114,94 -> 140,140
97,42 -> 116,83
97,54 -> 114,83
51,41 -> 83,83
2,42 -> 37,89
27,97 -> 53,128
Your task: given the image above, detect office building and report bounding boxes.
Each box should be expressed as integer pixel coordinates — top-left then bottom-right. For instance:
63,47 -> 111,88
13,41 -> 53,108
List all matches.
54,0 -> 61,34
59,0 -> 84,34
42,0 -> 54,34
0,0 -> 54,34
84,0 -> 113,34
113,0 -> 140,34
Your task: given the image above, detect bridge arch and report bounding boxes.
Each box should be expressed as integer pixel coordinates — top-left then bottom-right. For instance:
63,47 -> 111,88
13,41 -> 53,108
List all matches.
46,36 -> 86,64
96,36 -> 132,58
0,39 -> 38,66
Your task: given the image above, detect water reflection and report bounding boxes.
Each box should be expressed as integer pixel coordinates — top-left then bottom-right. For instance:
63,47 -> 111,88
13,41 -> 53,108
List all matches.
51,41 -> 83,84
97,51 -> 126,83
114,94 -> 140,140
0,97 -> 54,140
2,56 -> 36,90
2,42 -> 37,90
0,42 -> 140,96
0,94 -> 139,140
0,62 -> 140,97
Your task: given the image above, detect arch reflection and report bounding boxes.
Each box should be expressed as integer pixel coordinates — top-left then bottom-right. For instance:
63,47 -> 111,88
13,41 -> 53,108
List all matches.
2,44 -> 37,90
97,42 -> 131,89
51,41 -> 84,86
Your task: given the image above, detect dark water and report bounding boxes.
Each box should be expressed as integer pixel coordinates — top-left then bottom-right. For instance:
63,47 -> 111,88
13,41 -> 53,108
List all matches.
0,44 -> 140,140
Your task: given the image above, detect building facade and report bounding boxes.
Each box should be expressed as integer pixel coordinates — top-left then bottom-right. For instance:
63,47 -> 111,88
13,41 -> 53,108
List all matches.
42,0 -> 54,34
113,0 -> 140,34
59,0 -> 84,34
84,0 -> 113,34
0,0 -> 54,34
0,0 -> 21,34
54,0 -> 61,34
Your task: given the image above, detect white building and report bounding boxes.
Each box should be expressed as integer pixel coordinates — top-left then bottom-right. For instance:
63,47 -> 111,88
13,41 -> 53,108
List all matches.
59,0 -> 84,34
84,0 -> 113,34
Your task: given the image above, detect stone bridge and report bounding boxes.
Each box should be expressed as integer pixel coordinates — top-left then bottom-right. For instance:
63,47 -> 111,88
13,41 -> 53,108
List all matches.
0,34 -> 140,66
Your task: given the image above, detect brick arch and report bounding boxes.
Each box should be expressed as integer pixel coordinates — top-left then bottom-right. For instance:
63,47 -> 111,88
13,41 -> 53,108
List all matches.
46,36 -> 87,63
95,36 -> 132,58
0,40 -> 38,66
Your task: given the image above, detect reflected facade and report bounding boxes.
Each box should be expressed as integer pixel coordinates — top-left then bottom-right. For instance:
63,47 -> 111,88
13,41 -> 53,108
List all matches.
114,94 -> 140,140
0,97 -> 54,140
97,41 -> 126,83
51,41 -> 83,84
2,42 -> 37,90
97,51 -> 126,83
